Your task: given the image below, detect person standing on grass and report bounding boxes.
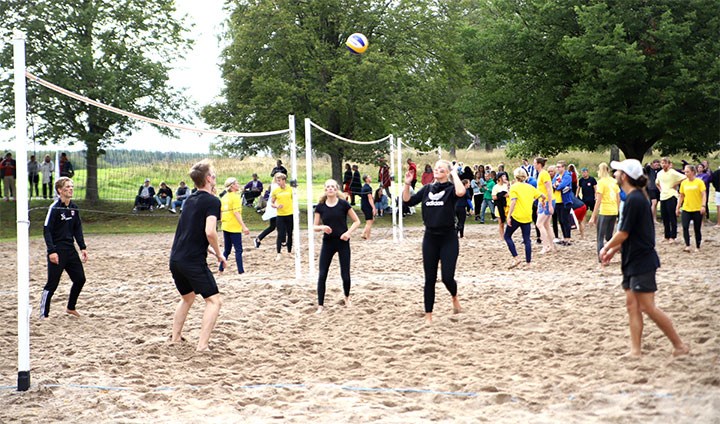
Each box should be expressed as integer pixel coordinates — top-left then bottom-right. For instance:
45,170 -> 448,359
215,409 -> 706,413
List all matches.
40,154 -> 54,199
220,177 -> 251,273
656,158 -> 685,244
403,160 -> 464,324
28,154 -> 40,198
360,175 -> 376,240
169,159 -> 226,352
39,177 -> 88,319
676,165 -> 706,252
314,179 -> 361,314
600,159 -> 688,358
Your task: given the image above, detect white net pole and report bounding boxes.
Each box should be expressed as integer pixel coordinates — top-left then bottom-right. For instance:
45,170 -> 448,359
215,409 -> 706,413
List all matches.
14,33 -> 31,392
390,135 -> 397,242
304,118 -> 315,280
397,137 -> 404,241
289,115 -> 301,282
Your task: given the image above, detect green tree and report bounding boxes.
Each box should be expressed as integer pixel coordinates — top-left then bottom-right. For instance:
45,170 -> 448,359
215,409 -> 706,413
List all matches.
0,0 -> 191,200
203,0 -> 465,181
464,0 -> 720,162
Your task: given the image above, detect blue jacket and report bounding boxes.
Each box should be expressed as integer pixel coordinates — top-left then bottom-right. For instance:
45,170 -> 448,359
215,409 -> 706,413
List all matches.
556,171 -> 573,204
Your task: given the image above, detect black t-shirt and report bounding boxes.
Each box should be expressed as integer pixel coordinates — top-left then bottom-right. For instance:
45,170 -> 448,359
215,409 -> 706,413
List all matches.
406,181 -> 458,234
170,190 -> 221,263
711,169 -> 720,192
645,166 -> 660,191
619,189 -> 660,276
315,199 -> 352,240
360,183 -> 372,209
578,176 -> 597,200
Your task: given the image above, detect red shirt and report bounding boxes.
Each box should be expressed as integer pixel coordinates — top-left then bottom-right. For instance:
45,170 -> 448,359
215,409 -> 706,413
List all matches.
408,161 -> 417,180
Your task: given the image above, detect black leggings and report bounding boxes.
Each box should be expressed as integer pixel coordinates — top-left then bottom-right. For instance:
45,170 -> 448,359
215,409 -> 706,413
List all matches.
559,203 -> 572,238
276,215 -> 293,253
317,238 -> 351,306
257,217 -> 277,241
455,208 -> 467,238
422,231 -> 459,313
40,249 -> 86,317
660,197 -> 678,239
681,210 -> 702,248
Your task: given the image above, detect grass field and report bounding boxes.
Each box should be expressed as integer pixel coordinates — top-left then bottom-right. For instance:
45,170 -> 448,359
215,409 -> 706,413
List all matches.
1,148 -> 717,240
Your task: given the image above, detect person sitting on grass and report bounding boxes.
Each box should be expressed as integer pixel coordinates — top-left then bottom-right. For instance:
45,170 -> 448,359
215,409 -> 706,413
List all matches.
155,181 -> 173,210
133,178 -> 155,212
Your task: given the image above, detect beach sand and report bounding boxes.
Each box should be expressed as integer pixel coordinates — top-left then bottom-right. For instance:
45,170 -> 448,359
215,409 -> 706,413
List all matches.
1,221 -> 719,423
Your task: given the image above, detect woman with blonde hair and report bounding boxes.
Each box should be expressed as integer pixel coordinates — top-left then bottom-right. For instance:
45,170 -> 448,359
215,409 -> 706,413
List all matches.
314,179 -> 361,313
505,168 -> 544,268
589,163 -> 620,259
220,177 -> 250,273
270,173 -> 294,260
403,160 -> 465,323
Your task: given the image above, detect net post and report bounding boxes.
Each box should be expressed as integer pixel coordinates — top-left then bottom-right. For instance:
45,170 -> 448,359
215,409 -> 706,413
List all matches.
397,137 -> 404,242
304,119 -> 315,280
289,115 -> 301,282
14,32 -> 31,392
390,135 -> 397,243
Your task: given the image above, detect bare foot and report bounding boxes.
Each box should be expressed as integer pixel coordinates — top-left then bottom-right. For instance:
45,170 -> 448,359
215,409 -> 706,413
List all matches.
170,335 -> 187,343
508,258 -> 521,269
683,246 -> 691,252
425,313 -> 433,323
622,350 -> 642,359
672,344 -> 690,357
275,253 -> 282,261
315,306 -> 324,314
196,345 -> 211,352
522,261 -> 533,269
344,297 -> 351,307
452,297 -> 461,314
66,309 -> 80,317
668,239 -> 676,244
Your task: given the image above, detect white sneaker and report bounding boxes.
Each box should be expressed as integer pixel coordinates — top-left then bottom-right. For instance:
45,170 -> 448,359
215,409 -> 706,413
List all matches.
159,204 -> 165,209
169,209 -> 177,214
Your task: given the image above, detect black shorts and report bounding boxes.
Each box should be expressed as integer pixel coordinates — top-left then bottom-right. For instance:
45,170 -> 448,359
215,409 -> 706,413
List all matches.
170,260 -> 219,298
362,206 -> 374,221
621,270 -> 657,293
647,188 -> 660,201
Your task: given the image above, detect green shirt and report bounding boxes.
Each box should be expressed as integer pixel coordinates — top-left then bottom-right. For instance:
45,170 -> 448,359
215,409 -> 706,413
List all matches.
483,179 -> 496,200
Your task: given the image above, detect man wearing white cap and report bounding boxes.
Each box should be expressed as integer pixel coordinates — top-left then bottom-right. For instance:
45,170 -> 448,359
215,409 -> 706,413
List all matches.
599,159 -> 688,357
133,178 -> 156,212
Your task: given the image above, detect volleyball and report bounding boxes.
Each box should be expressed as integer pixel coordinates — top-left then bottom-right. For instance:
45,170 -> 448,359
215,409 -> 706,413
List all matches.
346,33 -> 369,54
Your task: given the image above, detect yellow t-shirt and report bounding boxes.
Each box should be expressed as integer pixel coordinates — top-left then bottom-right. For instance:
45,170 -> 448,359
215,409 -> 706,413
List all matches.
537,170 -> 552,199
679,178 -> 705,212
509,182 -> 541,224
656,169 -> 685,201
596,177 -> 619,216
221,191 -> 243,233
271,185 -> 294,216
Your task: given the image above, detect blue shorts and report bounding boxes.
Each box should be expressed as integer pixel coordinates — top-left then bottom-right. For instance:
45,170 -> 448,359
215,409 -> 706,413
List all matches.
538,200 -> 556,215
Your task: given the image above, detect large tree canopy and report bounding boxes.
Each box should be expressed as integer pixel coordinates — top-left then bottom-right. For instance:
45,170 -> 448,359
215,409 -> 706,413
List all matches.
462,0 -> 720,161
203,0 -> 465,181
0,0 -> 191,200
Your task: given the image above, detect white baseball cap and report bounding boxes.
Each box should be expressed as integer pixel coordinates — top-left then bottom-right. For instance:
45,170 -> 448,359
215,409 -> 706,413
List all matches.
610,159 -> 643,180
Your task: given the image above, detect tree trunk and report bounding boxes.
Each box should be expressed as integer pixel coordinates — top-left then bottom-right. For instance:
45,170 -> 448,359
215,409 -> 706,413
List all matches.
619,140 -> 653,162
449,146 -> 456,158
329,150 -> 343,184
85,139 -> 99,202
485,141 -> 494,152
610,145 -> 620,163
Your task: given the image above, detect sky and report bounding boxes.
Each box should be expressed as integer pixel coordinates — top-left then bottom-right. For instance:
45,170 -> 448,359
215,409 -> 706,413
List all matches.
2,0 -> 226,154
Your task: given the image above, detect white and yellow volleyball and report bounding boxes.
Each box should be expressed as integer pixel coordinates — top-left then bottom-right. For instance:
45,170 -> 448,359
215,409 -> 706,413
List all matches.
345,33 -> 369,54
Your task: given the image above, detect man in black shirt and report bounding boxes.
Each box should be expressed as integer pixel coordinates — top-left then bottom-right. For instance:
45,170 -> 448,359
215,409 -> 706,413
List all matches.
600,159 -> 688,358
169,159 -> 227,352
39,177 -> 88,319
270,159 -> 288,178
576,167 -> 597,212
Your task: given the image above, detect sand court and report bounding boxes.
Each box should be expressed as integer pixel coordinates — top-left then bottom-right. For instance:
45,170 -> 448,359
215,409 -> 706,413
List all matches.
1,223 -> 719,422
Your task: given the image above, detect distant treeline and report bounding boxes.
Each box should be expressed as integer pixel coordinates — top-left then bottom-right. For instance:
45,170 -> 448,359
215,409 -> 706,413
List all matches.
22,149 -> 209,170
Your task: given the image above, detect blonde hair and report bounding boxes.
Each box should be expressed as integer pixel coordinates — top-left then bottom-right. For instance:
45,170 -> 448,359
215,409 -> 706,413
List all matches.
224,177 -> 238,190
513,167 -> 528,182
597,162 -> 610,179
318,179 -> 346,204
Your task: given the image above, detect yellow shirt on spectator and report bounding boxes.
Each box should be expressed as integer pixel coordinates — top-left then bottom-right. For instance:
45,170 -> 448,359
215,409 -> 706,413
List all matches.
271,185 -> 294,216
596,177 -> 619,216
221,191 -> 244,233
679,178 -> 705,212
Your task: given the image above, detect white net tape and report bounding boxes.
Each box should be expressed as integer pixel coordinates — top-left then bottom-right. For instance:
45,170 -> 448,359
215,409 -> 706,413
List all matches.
400,139 -> 437,155
25,71 -> 290,138
308,120 -> 391,145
